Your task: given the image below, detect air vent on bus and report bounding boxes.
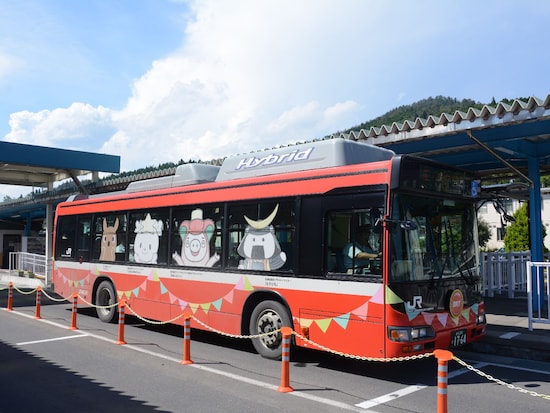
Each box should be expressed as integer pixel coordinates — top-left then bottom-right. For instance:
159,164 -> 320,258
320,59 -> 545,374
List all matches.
125,164 -> 220,193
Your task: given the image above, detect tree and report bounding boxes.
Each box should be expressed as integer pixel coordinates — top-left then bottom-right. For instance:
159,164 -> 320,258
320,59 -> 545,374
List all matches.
503,203 -> 546,251
477,217 -> 491,249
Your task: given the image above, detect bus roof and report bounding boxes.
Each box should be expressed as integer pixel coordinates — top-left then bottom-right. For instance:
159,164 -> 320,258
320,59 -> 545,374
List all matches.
117,139 -> 395,195
216,139 -> 395,181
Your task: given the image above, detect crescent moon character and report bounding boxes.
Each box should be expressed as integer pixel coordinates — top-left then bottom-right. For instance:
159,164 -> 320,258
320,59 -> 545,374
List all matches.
244,204 -> 279,229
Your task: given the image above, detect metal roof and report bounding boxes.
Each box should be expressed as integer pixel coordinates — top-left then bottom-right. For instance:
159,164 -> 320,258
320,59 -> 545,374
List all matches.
333,94 -> 550,183
0,141 -> 120,187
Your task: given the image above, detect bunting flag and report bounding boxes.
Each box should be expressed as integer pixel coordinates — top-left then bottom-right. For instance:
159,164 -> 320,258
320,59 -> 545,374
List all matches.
352,301 -> 369,320
159,281 -> 168,295
315,318 -> 332,333
384,286 -> 403,305
405,303 -> 421,321
223,289 -> 234,304
461,308 -> 471,322
437,313 -> 448,327
243,277 -> 254,291
422,312 -> 435,326
132,287 -> 140,298
189,303 -> 199,313
295,317 -> 314,328
212,298 -> 223,311
333,313 -> 350,329
369,285 -> 385,304
178,299 -> 188,309
200,303 -> 211,314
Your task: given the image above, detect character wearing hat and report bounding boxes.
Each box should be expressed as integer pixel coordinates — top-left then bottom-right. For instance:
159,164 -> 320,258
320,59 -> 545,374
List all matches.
173,209 -> 220,267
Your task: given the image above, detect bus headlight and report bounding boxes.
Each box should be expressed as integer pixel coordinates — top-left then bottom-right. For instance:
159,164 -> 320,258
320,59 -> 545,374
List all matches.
388,326 -> 434,342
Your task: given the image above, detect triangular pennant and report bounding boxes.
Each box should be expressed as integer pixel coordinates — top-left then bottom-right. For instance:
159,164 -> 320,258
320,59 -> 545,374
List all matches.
178,299 -> 188,309
422,312 -> 435,325
133,287 -> 140,297
223,289 -> 234,304
243,277 -> 254,291
189,303 -> 199,313
333,313 -> 350,329
369,285 -> 385,304
124,291 -> 131,299
404,303 -> 421,321
79,279 -> 85,286
352,301 -> 369,320
471,303 -> 479,315
461,308 -> 470,322
159,282 -> 168,295
152,271 -> 160,282
140,279 -> 148,292
295,317 -> 314,328
315,318 -> 332,333
437,313 -> 448,327
385,286 -> 403,305
168,292 -> 178,304
212,299 -> 223,311
200,303 -> 211,314
235,276 -> 245,291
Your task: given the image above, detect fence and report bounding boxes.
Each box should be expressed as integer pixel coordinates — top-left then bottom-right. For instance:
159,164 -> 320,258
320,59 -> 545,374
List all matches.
8,252 -> 47,284
526,261 -> 550,331
480,251 -> 550,298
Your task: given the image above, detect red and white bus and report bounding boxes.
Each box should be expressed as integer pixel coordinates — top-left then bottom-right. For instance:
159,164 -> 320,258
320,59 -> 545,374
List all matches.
52,139 -> 486,359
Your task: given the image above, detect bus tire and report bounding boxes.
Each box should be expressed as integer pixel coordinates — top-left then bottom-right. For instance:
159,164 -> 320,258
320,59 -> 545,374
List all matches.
95,280 -> 118,323
249,300 -> 292,360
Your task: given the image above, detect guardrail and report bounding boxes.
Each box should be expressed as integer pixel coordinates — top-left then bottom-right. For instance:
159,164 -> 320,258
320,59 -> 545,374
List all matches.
480,251 -> 550,298
8,252 -> 47,285
526,261 -> 550,331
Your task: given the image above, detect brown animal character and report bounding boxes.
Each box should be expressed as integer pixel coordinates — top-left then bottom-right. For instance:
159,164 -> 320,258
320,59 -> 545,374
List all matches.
99,218 -> 119,261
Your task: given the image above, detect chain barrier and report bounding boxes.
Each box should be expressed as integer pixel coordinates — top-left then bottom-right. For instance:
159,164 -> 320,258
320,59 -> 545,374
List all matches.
124,303 -> 188,325
40,289 -> 73,303
292,330 -> 434,362
12,285 -> 38,295
3,285 -> 550,401
77,294 -> 119,310
190,314 -> 280,340
453,355 -> 550,400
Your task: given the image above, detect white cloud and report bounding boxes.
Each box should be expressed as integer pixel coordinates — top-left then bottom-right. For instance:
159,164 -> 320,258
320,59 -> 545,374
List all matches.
5,103 -> 114,149
4,0 -> 550,179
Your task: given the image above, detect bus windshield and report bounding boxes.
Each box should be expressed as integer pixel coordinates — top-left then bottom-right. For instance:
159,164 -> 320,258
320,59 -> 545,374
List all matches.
389,193 -> 478,283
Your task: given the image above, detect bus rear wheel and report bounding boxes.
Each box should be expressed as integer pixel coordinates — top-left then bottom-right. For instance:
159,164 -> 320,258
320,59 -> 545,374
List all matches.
95,280 -> 118,323
249,300 -> 292,360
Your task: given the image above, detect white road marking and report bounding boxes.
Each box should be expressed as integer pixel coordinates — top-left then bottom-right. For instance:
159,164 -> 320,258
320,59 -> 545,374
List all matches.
6,309 -> 374,413
500,332 -> 521,339
355,385 -> 427,409
16,334 -> 87,346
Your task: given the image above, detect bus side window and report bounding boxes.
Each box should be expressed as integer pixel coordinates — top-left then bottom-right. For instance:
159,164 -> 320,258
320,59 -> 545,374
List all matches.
56,216 -> 77,259
228,201 -> 294,272
76,216 -> 92,261
94,214 -> 125,262
326,212 -> 351,273
128,210 -> 168,265
171,206 -> 222,268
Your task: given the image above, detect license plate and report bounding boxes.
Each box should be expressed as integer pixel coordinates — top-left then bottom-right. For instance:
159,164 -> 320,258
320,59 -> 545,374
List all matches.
450,329 -> 467,347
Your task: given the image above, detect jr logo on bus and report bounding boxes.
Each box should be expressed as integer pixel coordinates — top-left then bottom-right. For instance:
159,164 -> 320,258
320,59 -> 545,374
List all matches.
235,147 -> 314,170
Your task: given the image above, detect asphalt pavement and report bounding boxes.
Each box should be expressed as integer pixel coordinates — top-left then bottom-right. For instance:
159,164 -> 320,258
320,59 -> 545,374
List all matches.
1,271 -> 549,362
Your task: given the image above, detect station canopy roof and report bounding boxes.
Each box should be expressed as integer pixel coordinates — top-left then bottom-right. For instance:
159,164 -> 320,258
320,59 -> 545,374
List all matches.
0,141 -> 120,188
333,94 -> 550,198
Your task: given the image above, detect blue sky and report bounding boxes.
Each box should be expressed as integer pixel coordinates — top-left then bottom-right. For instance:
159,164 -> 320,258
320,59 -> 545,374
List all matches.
1,0 -> 550,197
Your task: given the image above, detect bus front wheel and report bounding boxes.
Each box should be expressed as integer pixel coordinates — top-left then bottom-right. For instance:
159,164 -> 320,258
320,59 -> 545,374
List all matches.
249,300 -> 292,360
95,280 -> 118,323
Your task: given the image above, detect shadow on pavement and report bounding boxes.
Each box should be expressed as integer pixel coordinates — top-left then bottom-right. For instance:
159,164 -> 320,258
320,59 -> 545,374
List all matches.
0,340 -> 168,413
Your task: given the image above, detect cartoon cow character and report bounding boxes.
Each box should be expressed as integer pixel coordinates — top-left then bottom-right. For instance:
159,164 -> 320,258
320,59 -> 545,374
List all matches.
173,209 -> 220,267
99,218 -> 119,261
237,204 -> 286,271
134,213 -> 164,264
